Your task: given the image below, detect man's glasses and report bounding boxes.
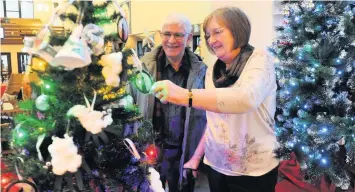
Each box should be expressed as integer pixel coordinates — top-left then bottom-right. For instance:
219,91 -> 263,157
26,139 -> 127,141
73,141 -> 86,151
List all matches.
161,32 -> 187,41
205,28 -> 225,41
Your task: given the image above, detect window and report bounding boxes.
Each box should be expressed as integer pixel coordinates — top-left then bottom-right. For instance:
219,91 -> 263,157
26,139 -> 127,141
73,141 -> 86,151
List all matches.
17,53 -> 29,73
1,0 -> 33,18
193,36 -> 201,53
137,41 -> 143,58
1,53 -> 11,83
0,27 -> 4,38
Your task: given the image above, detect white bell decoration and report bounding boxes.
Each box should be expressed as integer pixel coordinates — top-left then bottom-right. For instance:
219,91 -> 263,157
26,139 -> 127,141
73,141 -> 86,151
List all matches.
52,24 -> 91,70
22,36 -> 58,66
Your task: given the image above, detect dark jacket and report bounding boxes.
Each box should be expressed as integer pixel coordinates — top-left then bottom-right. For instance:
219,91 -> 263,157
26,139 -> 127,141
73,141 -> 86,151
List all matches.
130,45 -> 207,184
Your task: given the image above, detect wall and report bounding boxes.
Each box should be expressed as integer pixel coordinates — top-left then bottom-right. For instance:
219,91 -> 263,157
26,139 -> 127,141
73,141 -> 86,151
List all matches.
33,0 -> 54,24
2,1 -> 274,73
130,0 -> 274,67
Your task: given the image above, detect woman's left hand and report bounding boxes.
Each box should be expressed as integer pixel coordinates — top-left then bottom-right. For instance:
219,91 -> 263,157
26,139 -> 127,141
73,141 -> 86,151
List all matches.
150,80 -> 187,105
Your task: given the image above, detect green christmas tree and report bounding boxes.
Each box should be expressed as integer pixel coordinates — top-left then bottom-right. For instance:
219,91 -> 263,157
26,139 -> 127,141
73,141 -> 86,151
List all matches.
2,1 -> 157,191
270,0 -> 355,189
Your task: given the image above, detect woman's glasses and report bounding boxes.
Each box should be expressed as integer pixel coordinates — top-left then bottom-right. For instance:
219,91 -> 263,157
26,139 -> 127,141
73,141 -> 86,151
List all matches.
205,28 -> 225,41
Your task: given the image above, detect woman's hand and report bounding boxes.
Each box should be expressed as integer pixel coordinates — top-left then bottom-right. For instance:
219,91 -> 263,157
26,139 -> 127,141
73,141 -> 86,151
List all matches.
150,80 -> 188,105
183,156 -> 201,178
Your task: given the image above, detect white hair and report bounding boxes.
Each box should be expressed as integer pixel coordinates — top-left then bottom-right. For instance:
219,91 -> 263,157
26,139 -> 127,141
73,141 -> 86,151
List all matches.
162,13 -> 192,34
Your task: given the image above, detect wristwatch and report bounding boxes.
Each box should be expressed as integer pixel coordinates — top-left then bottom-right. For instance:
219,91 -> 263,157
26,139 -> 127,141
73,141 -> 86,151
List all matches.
188,89 -> 193,107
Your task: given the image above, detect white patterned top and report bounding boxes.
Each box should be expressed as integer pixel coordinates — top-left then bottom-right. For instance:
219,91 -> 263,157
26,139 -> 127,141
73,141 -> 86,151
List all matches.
203,50 -> 279,176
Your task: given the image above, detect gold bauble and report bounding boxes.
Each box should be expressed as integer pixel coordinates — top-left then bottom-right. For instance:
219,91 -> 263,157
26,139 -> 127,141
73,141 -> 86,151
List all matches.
31,56 -> 48,72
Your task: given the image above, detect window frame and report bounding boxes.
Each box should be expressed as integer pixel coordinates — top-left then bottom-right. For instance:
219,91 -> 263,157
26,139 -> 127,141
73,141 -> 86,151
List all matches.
1,0 -> 34,19
17,52 -> 29,73
1,52 -> 12,83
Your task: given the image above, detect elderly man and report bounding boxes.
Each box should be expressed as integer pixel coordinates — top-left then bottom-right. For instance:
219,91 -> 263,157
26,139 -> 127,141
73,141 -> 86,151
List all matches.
130,14 -> 207,192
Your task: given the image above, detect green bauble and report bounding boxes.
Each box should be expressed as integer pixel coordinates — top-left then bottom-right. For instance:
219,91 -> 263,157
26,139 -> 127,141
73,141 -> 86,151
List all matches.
133,70 -> 154,94
303,43 -> 312,53
35,94 -> 50,111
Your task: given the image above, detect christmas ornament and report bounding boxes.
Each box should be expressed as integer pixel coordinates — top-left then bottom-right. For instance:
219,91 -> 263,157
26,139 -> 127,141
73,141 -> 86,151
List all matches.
303,43 -> 313,53
123,139 -> 164,191
118,95 -> 134,109
12,123 -> 29,145
47,134 -> 82,175
31,56 -> 48,72
99,52 -> 123,87
41,78 -> 56,94
92,0 -> 107,6
148,167 -> 165,192
144,144 -> 158,161
301,0 -> 315,10
82,24 -> 105,56
1,172 -> 21,191
35,43 -> 57,65
142,30 -> 155,49
133,71 -> 154,94
129,49 -> 154,94
67,92 -> 113,134
117,18 -> 129,43
22,35 -> 57,66
52,24 -> 92,70
35,94 -> 50,111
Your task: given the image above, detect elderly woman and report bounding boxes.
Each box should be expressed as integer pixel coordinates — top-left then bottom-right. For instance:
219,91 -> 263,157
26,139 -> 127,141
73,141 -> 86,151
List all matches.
151,7 -> 279,192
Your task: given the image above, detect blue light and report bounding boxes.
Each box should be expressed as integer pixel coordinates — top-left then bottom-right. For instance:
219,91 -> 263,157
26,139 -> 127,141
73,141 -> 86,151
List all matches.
309,154 -> 314,159
321,158 -> 327,165
304,105 -> 308,109
296,96 -> 300,101
315,25 -> 322,31
336,58 -> 342,64
326,19 -> 335,25
288,142 -> 294,148
294,16 -> 302,23
321,127 -> 328,133
298,54 -> 303,60
314,4 -> 324,13
338,71 -> 343,75
291,82 -> 296,86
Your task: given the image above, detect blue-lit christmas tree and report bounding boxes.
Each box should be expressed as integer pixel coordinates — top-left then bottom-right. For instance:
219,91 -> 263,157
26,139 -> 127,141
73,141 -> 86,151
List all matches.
270,0 -> 355,189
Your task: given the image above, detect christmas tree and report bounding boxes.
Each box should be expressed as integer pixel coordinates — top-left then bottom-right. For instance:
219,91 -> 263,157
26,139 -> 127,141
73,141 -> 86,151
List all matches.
270,0 -> 355,189
1,1 -> 160,191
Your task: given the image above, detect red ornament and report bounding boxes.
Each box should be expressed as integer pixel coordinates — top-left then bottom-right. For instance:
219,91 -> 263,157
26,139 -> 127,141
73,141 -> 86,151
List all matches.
145,144 -> 158,160
1,172 -> 20,191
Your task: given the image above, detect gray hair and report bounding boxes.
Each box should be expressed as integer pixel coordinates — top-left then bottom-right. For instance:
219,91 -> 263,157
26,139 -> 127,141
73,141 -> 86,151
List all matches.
162,13 -> 192,34
203,7 -> 251,53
